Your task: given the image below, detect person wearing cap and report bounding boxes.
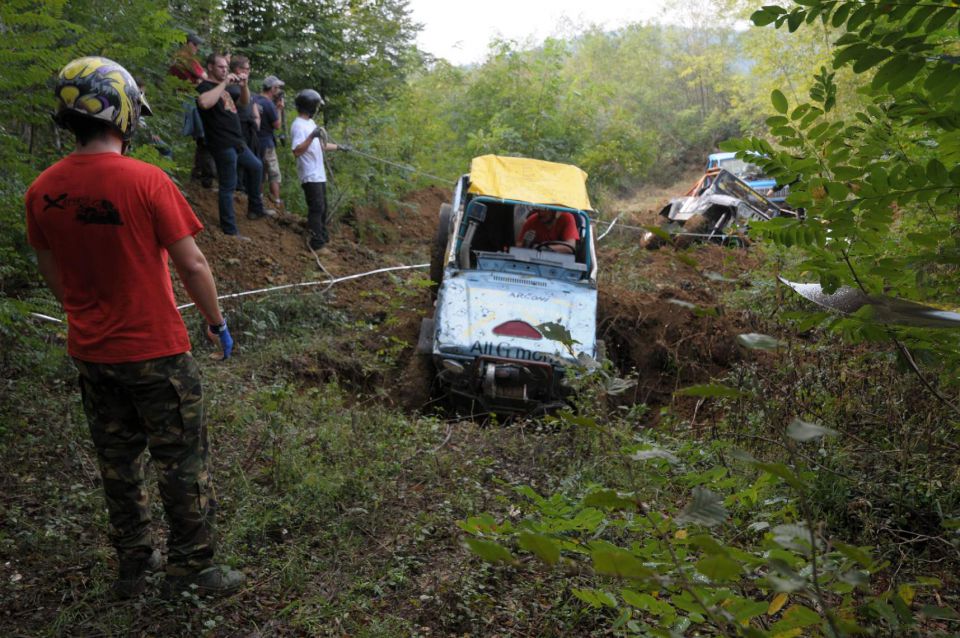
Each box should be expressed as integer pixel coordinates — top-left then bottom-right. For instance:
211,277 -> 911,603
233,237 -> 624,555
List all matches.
169,33 -> 206,85
27,56 -> 243,599
253,75 -> 285,206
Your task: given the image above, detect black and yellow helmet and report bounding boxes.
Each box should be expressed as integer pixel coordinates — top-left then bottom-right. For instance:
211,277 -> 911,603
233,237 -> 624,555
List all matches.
54,56 -> 152,141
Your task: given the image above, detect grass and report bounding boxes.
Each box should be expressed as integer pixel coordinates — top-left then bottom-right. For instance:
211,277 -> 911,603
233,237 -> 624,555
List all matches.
0,286 -> 617,636
2,259 -> 959,636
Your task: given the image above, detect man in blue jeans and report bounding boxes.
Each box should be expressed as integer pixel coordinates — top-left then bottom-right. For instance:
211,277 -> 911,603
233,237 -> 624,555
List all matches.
197,53 -> 265,237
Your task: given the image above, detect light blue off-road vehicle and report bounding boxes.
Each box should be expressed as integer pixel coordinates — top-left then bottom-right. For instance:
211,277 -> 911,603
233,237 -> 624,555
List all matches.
417,155 -> 600,414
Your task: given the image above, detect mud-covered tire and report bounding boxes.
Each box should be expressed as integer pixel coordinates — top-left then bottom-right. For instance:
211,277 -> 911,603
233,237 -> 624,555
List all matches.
429,203 -> 453,300
641,231 -> 665,250
399,351 -> 437,413
595,338 -> 607,364
641,220 -> 674,250
674,214 -> 708,248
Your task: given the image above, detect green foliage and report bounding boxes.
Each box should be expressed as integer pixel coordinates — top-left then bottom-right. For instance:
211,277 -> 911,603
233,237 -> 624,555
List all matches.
736,332 -> 783,350
222,0 -> 419,122
461,409 -> 955,636
332,19 -> 752,206
727,0 -> 960,375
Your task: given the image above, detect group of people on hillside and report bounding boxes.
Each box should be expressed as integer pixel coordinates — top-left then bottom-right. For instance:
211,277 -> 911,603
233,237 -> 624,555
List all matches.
170,32 -> 345,251
21,35 -> 351,601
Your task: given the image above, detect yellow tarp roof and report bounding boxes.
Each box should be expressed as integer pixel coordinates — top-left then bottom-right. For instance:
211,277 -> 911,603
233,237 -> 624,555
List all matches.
467,155 -> 592,211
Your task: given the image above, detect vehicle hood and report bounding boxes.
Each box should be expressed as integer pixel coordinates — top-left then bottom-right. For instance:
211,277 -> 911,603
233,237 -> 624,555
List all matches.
666,193 -> 741,221
434,270 -> 597,365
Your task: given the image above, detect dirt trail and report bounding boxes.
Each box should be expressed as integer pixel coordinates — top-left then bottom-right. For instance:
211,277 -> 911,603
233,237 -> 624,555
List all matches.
181,176 -> 761,412
179,184 -> 447,296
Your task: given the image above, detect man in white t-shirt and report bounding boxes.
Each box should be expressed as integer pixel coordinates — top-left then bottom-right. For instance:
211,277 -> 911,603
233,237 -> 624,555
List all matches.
290,89 -> 347,251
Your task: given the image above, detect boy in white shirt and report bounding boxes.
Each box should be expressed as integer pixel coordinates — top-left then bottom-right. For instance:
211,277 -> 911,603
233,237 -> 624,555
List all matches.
290,89 -> 346,251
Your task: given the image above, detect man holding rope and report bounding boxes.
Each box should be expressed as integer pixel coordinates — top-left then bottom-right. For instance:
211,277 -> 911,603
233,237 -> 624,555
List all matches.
291,88 -> 348,252
25,57 -> 244,599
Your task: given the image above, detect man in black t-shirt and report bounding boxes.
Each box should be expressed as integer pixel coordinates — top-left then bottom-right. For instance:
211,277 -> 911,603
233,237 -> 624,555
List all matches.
196,53 -> 265,236
226,55 -> 260,197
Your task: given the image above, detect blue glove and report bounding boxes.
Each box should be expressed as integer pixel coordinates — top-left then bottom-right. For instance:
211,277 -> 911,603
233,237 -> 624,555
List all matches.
338,143 -> 352,152
218,324 -> 234,359
208,320 -> 234,360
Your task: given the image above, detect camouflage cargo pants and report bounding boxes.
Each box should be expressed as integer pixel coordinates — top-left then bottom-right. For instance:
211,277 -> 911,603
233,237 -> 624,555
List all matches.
74,352 -> 215,575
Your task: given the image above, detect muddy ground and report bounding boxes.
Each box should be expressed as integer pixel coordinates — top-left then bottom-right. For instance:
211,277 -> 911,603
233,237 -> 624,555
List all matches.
178,173 -> 762,418
0,175 -> 830,638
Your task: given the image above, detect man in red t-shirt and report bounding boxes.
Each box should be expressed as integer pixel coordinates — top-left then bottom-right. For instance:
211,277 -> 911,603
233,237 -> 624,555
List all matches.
516,208 -> 580,254
26,57 -> 243,599
169,33 -> 207,85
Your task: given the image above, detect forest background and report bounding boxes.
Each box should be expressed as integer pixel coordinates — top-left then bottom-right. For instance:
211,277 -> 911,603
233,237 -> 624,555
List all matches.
0,0 -> 828,296
1,0 -> 959,636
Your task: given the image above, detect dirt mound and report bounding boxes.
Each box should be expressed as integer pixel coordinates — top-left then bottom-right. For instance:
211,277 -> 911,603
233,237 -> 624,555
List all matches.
342,186 -> 447,248
599,288 -> 739,404
179,178 -> 764,417
596,244 -> 759,406
180,186 -> 317,294
177,183 -> 445,300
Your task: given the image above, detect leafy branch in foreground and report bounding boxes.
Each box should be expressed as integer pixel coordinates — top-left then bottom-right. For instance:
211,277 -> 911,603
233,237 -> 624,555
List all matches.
725,1 -> 960,381
459,409 -> 957,636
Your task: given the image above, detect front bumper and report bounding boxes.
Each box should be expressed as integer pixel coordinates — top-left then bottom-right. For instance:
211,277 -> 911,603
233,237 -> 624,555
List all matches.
435,354 -> 569,414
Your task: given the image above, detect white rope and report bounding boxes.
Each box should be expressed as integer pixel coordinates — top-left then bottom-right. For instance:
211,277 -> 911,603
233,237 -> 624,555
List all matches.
596,213 -> 622,241
24,263 -> 430,325
176,262 -> 429,311
29,312 -> 64,325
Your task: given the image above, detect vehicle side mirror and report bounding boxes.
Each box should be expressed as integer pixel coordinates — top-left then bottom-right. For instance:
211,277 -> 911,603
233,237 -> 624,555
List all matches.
466,201 -> 487,224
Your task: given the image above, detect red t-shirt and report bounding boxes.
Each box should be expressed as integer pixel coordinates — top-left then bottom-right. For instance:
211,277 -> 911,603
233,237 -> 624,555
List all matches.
519,211 -> 580,245
169,51 -> 205,84
25,153 -> 203,363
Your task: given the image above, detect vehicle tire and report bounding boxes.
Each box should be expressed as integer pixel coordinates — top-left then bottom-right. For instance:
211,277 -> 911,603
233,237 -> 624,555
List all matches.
399,351 -> 437,413
641,221 -> 674,250
429,203 -> 453,300
595,338 -> 607,364
641,231 -> 662,250
675,213 -> 708,248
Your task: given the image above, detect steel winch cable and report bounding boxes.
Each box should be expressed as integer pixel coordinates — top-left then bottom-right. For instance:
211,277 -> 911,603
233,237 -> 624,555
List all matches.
593,217 -> 649,234
337,145 -> 454,186
25,263 -> 430,326
316,131 -> 454,221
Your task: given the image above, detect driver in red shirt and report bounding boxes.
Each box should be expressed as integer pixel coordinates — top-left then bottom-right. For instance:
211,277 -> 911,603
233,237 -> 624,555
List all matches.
516,207 -> 579,254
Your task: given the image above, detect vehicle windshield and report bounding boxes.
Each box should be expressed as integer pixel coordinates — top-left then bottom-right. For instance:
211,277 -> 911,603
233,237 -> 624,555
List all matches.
455,197 -> 592,282
718,157 -> 766,182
